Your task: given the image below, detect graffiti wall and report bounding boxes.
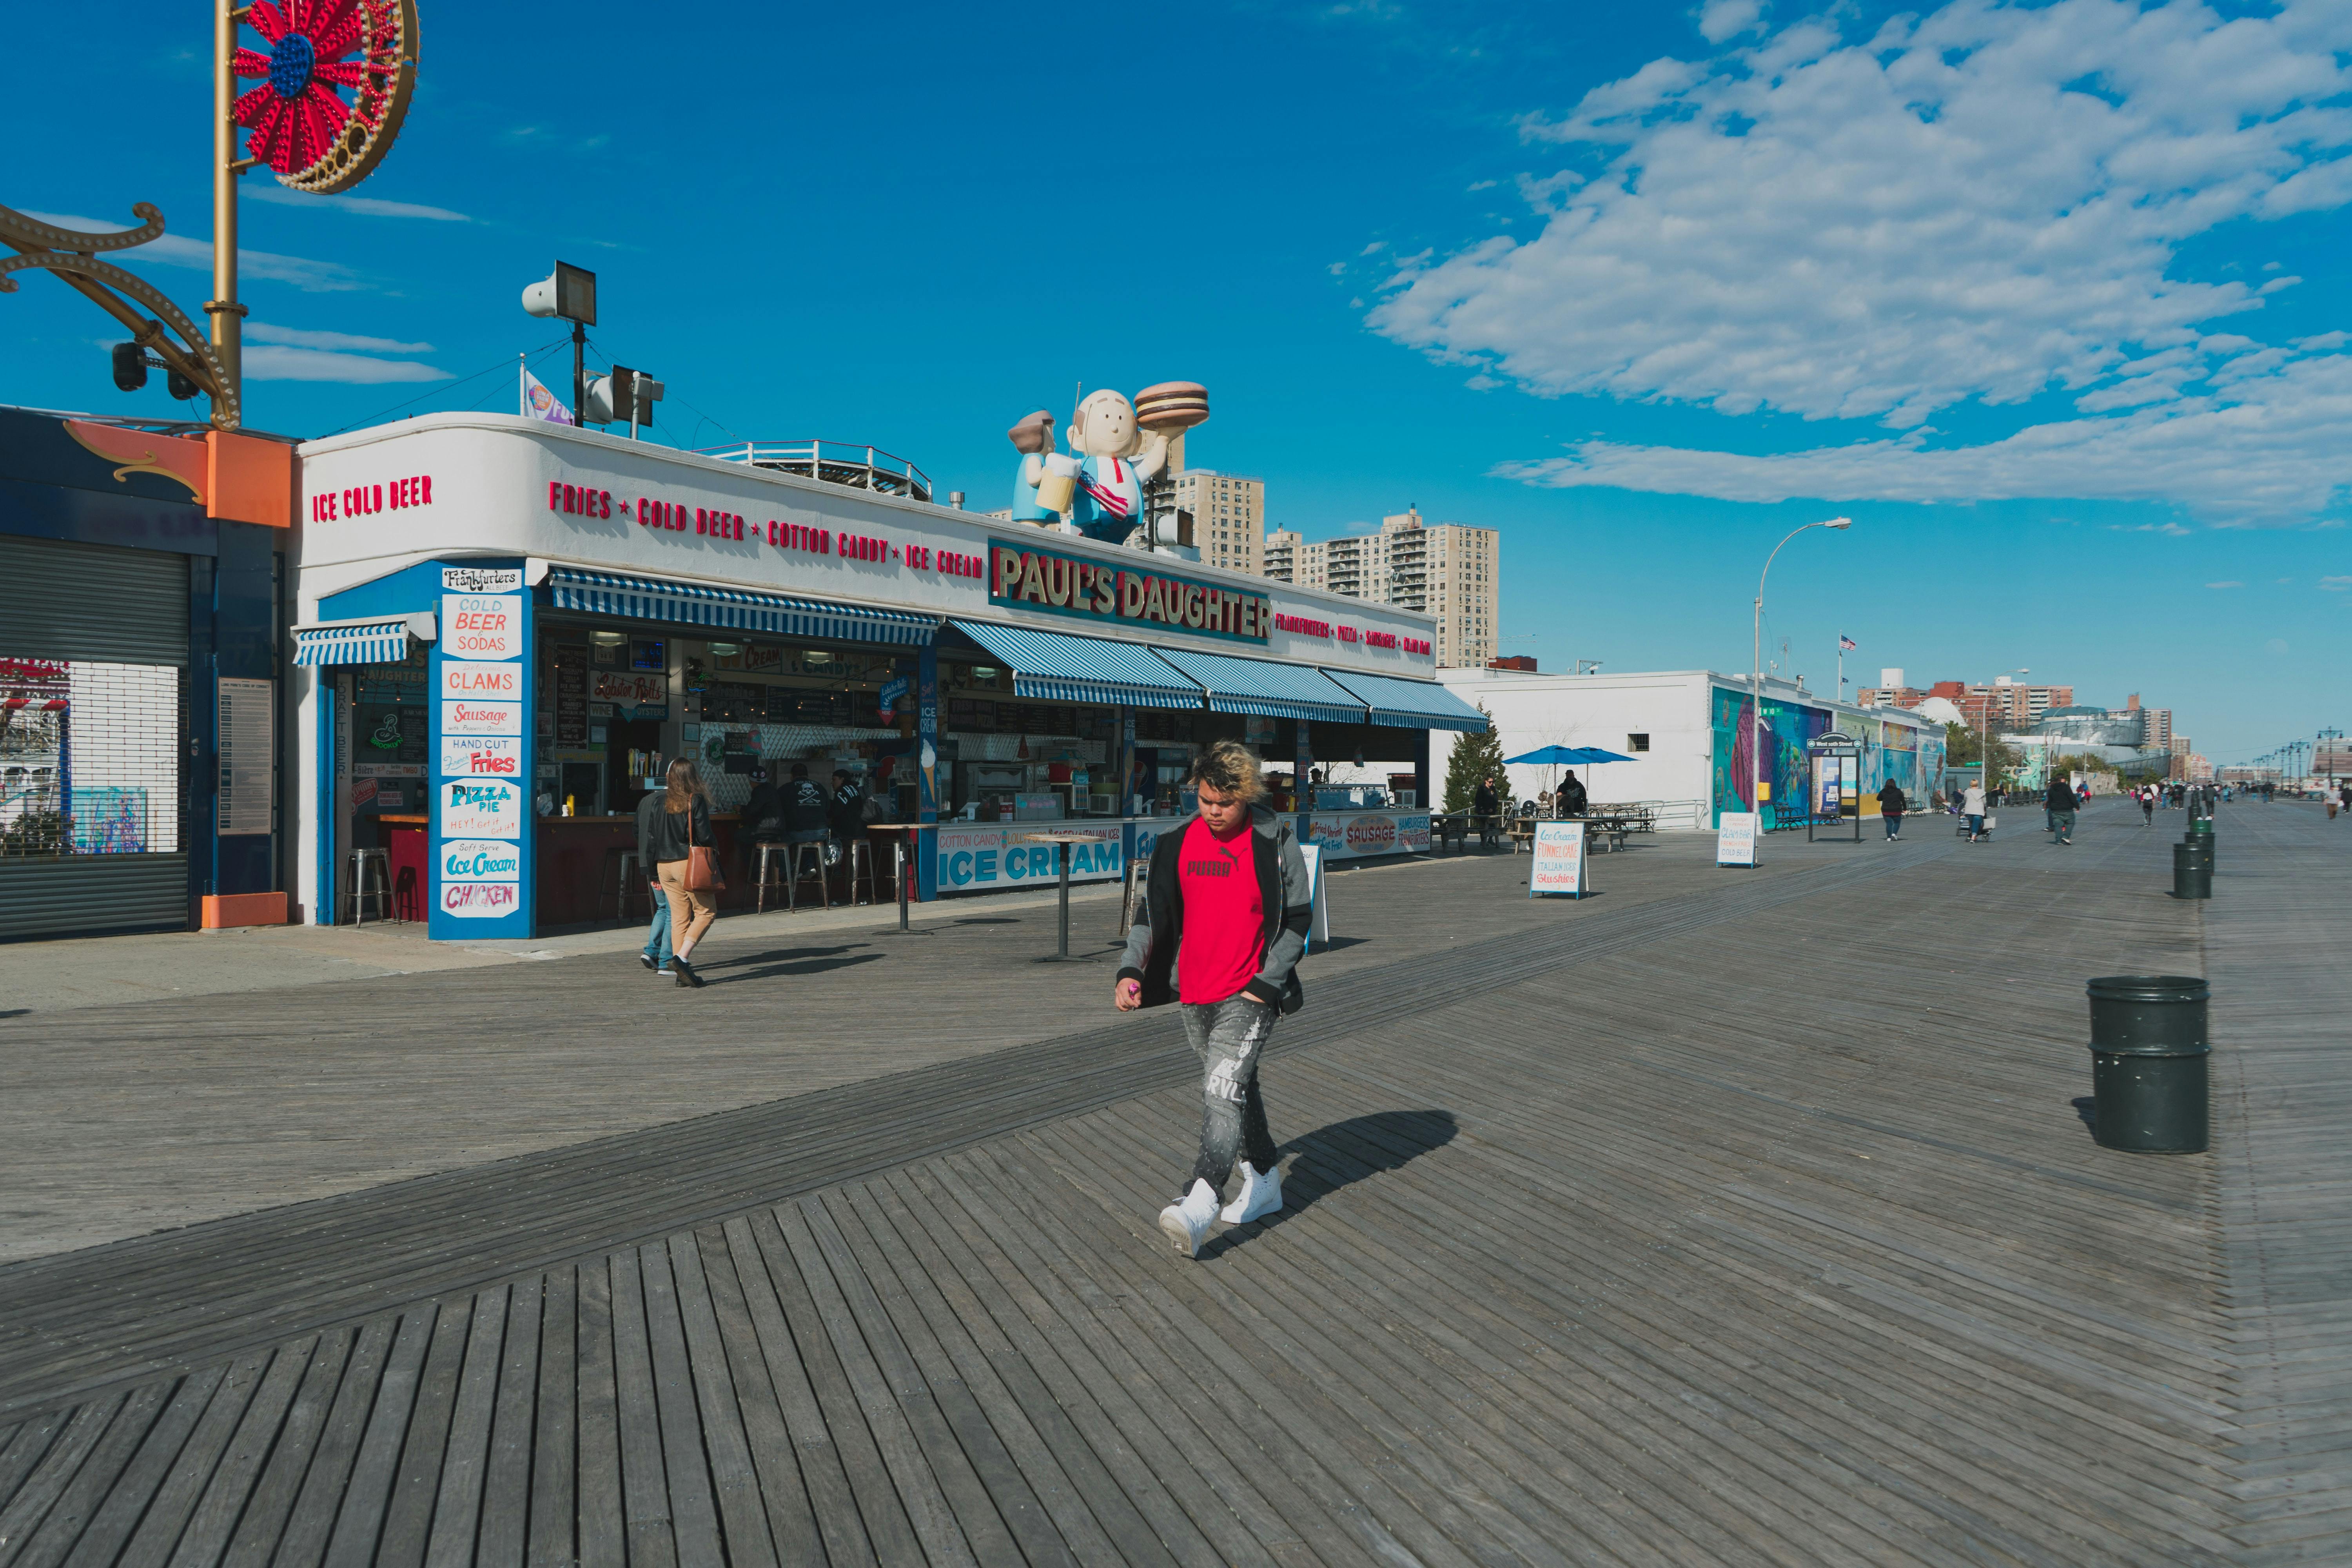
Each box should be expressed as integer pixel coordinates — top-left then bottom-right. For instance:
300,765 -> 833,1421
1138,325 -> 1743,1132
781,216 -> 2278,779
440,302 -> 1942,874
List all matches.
1710,684 -> 1942,827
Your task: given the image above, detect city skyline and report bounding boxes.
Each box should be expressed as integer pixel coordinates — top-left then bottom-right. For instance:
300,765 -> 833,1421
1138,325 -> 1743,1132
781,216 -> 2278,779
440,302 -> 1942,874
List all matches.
8,0 -> 2350,760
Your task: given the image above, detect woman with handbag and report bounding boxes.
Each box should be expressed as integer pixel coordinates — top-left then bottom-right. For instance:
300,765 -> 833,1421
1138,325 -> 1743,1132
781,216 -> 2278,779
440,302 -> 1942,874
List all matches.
648,758 -> 722,987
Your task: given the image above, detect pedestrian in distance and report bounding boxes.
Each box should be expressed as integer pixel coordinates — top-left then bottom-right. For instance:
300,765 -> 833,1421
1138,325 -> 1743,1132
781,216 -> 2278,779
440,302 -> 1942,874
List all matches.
1877,779 -> 1906,840
2045,776 -> 2078,845
1962,780 -> 1988,842
1115,740 -> 1314,1259
1472,776 -> 1501,849
633,779 -> 674,976
646,758 -> 718,987
2141,786 -> 2155,827
1558,768 -> 1590,818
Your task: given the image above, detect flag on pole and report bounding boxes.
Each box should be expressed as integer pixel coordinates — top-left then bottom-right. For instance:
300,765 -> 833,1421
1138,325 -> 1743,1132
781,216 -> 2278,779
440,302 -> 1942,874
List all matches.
521,362 -> 571,424
1838,633 -> 1858,651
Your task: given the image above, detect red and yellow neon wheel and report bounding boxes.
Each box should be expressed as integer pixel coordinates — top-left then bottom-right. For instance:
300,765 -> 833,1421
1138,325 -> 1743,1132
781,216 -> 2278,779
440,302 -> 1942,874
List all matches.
232,0 -> 420,194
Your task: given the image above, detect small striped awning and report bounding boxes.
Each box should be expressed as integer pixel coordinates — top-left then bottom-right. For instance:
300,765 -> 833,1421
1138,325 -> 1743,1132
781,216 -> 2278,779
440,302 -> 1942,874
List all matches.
1319,668 -> 1492,731
545,567 -> 936,645
293,613 -> 436,667
1151,646 -> 1368,725
948,621 -> 1203,710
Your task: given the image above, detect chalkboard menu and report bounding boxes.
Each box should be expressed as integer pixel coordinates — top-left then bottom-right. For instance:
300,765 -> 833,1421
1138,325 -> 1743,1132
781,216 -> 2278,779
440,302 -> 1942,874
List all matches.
555,646 -> 589,747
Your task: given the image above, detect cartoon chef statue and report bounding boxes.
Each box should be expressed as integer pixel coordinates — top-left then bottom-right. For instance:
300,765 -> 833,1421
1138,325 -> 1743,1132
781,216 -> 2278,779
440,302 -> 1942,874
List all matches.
1010,383 -> 1209,544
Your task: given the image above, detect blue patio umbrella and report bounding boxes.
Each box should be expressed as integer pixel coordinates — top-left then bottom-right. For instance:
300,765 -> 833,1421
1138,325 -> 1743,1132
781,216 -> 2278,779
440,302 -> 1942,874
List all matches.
1504,746 -> 1587,766
1566,747 -> 1637,764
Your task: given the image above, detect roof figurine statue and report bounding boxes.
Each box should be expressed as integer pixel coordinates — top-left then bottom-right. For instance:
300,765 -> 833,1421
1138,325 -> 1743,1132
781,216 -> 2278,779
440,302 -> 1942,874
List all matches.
1008,382 -> 1209,546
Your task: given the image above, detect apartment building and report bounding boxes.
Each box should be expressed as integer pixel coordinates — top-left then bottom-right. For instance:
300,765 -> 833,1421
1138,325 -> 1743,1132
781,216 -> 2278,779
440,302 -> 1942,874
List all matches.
1171,469 -> 1265,574
1255,506 -> 1500,667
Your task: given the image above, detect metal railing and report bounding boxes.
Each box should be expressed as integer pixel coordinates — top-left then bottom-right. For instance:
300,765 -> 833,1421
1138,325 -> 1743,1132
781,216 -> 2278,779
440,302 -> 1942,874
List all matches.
697,440 -> 933,505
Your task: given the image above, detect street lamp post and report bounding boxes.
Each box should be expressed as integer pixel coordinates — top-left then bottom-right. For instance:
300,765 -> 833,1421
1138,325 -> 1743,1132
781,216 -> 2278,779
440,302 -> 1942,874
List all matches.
1751,517 -> 1851,833
1980,668 -> 2028,800
2319,727 -> 2343,789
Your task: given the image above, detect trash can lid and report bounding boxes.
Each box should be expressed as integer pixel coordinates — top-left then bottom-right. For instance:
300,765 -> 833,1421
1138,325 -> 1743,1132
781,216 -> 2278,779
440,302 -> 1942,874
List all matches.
2086,974 -> 2210,1003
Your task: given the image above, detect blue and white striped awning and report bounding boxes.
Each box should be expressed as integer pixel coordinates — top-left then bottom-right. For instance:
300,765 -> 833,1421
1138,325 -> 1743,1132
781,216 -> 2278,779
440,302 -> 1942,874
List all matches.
546,567 -> 936,645
1151,646 -> 1368,725
948,621 -> 1204,710
293,612 -> 436,667
1319,668 -> 1492,731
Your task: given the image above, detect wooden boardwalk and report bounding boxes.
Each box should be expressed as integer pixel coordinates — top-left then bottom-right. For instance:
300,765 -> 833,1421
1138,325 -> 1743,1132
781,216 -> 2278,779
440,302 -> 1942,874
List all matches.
0,801 -> 2343,1565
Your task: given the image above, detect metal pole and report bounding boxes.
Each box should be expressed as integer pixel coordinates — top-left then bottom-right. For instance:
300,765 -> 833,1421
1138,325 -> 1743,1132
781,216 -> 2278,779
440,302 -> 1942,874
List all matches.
571,322 -> 586,428
897,840 -> 909,930
207,0 -> 244,427
1057,841 -> 1072,958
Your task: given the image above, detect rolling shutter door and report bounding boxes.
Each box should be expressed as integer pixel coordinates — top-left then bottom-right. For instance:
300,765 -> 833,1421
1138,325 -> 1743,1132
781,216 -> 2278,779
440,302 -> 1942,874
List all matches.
0,535 -> 189,666
1,535 -> 191,938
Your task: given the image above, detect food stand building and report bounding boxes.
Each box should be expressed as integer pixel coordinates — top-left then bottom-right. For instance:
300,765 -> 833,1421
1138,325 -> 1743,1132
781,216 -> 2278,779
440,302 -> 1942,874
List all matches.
292,414 -> 1486,939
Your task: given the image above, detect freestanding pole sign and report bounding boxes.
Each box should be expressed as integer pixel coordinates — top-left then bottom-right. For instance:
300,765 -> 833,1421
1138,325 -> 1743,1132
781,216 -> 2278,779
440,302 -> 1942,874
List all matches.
1528,820 -> 1589,898
1806,732 -> 1863,844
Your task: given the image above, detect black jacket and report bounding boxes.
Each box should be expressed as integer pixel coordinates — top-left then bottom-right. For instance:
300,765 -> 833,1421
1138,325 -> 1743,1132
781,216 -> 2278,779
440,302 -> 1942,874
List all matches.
740,781 -> 785,840
1472,783 -> 1498,815
1877,781 -> 1906,813
783,777 -> 830,836
1558,777 -> 1588,815
1117,807 -> 1313,1013
2046,781 -> 2078,812
829,782 -> 864,833
637,791 -> 711,864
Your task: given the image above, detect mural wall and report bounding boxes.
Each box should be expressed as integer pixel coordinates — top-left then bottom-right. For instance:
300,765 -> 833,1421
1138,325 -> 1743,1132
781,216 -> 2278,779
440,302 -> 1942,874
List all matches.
1710,684 -> 1943,828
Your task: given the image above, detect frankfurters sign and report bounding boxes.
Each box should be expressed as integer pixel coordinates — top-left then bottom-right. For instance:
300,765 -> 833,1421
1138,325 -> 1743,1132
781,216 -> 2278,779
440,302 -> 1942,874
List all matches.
989,539 -> 1271,644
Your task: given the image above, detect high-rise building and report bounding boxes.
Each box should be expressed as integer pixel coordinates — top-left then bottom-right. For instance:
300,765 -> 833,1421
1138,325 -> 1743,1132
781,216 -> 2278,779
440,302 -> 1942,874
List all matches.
1254,506 -> 1499,667
1170,470 -> 1265,574
2140,707 -> 2174,751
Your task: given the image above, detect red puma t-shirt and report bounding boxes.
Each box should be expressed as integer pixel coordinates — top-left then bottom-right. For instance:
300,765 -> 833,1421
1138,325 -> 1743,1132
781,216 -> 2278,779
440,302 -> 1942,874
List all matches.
1176,816 -> 1265,1004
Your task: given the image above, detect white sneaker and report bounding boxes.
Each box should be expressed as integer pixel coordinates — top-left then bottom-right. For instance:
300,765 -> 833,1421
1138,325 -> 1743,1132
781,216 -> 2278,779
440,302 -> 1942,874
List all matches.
1221,1161 -> 1284,1224
1157,1180 -> 1220,1258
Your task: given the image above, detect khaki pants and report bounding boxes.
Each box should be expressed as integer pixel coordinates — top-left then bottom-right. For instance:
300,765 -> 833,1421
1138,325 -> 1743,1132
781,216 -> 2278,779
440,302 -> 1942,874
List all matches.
657,859 -> 717,951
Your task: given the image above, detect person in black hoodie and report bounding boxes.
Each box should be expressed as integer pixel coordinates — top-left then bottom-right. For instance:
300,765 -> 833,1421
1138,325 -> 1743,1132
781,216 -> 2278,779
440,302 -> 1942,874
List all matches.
782,762 -> 830,848
642,758 -> 717,986
2046,776 -> 2079,845
1876,779 -> 1906,840
1558,769 -> 1589,818
1116,740 -> 1314,1258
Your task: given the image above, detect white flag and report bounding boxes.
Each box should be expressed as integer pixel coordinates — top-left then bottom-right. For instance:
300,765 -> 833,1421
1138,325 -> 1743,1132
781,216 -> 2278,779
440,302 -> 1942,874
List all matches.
521,365 -> 571,424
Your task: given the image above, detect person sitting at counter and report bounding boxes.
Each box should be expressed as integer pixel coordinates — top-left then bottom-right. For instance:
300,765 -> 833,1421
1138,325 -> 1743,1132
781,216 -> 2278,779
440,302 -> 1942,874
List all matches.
739,766 -> 786,873
828,769 -> 865,862
784,763 -> 831,853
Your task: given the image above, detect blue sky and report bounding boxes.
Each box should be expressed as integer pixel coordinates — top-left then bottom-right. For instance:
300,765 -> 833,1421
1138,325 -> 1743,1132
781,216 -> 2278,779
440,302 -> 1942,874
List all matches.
9,0 -> 2350,766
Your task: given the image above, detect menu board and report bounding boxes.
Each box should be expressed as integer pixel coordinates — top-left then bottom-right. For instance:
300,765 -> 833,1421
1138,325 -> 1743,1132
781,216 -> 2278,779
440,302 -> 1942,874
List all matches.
431,583 -> 530,936
555,646 -> 588,747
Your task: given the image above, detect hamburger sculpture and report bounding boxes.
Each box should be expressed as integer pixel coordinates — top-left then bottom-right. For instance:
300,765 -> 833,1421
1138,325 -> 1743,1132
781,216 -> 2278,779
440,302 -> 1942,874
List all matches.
1008,381 -> 1209,546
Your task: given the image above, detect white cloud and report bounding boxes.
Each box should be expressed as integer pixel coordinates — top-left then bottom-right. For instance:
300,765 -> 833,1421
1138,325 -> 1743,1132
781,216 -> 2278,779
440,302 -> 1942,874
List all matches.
2322,575 -> 2352,590
22,211 -> 365,292
243,187 -> 471,221
241,345 -> 449,383
1378,0 -> 2352,521
247,323 -> 434,354
1494,340 -> 2352,520
1697,0 -> 1762,44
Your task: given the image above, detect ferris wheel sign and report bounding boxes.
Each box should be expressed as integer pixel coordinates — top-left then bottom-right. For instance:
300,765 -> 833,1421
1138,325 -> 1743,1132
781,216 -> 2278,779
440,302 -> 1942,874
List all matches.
232,0 -> 420,194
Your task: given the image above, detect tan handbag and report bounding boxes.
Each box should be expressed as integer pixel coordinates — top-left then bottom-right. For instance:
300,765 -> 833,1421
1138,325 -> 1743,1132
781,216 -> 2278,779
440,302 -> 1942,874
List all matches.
685,844 -> 726,892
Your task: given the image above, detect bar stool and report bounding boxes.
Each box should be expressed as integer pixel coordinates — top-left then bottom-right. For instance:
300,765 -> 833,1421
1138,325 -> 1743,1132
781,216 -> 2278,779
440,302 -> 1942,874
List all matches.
605,849 -> 647,922
753,842 -> 790,913
841,839 -> 877,906
346,847 -> 394,926
784,840 -> 833,910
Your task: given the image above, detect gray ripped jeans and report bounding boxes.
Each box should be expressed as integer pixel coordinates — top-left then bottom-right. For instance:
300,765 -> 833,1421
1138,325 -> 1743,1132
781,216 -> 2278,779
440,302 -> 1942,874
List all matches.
1181,995 -> 1280,1196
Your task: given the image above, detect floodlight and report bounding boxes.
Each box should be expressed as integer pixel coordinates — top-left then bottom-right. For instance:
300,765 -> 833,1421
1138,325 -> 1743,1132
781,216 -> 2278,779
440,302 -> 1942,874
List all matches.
521,261 -> 597,325
1825,515 -> 1853,530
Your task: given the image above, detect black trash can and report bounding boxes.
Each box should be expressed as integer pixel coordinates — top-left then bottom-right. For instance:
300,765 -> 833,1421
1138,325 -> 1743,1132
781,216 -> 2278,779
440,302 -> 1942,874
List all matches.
2087,975 -> 2209,1153
2173,842 -> 2212,899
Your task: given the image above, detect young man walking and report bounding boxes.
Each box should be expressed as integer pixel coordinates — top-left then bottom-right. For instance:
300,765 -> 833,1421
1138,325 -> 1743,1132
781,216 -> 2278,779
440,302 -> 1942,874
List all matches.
1116,740 -> 1314,1258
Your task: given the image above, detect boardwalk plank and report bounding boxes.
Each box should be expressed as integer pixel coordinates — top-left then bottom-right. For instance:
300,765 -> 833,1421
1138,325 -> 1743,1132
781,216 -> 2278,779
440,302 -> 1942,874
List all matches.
475,1277 -> 544,1568
571,1262 -> 623,1568
606,1251 -> 676,1568
662,1231 -> 777,1568
275,1315 -> 398,1568
688,1224 -> 825,1568
421,1287 -> 508,1568
373,1304 -> 470,1568
150,1340 -> 310,1568
635,1242 -> 726,1568
105,1353 -> 263,1568
321,1308 -> 435,1568
525,1267 -> 577,1568
219,1328 -> 353,1568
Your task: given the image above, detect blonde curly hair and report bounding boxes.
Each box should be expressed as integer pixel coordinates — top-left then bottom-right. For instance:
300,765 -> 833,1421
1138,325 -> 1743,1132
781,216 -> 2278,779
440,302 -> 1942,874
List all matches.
1187,739 -> 1266,803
